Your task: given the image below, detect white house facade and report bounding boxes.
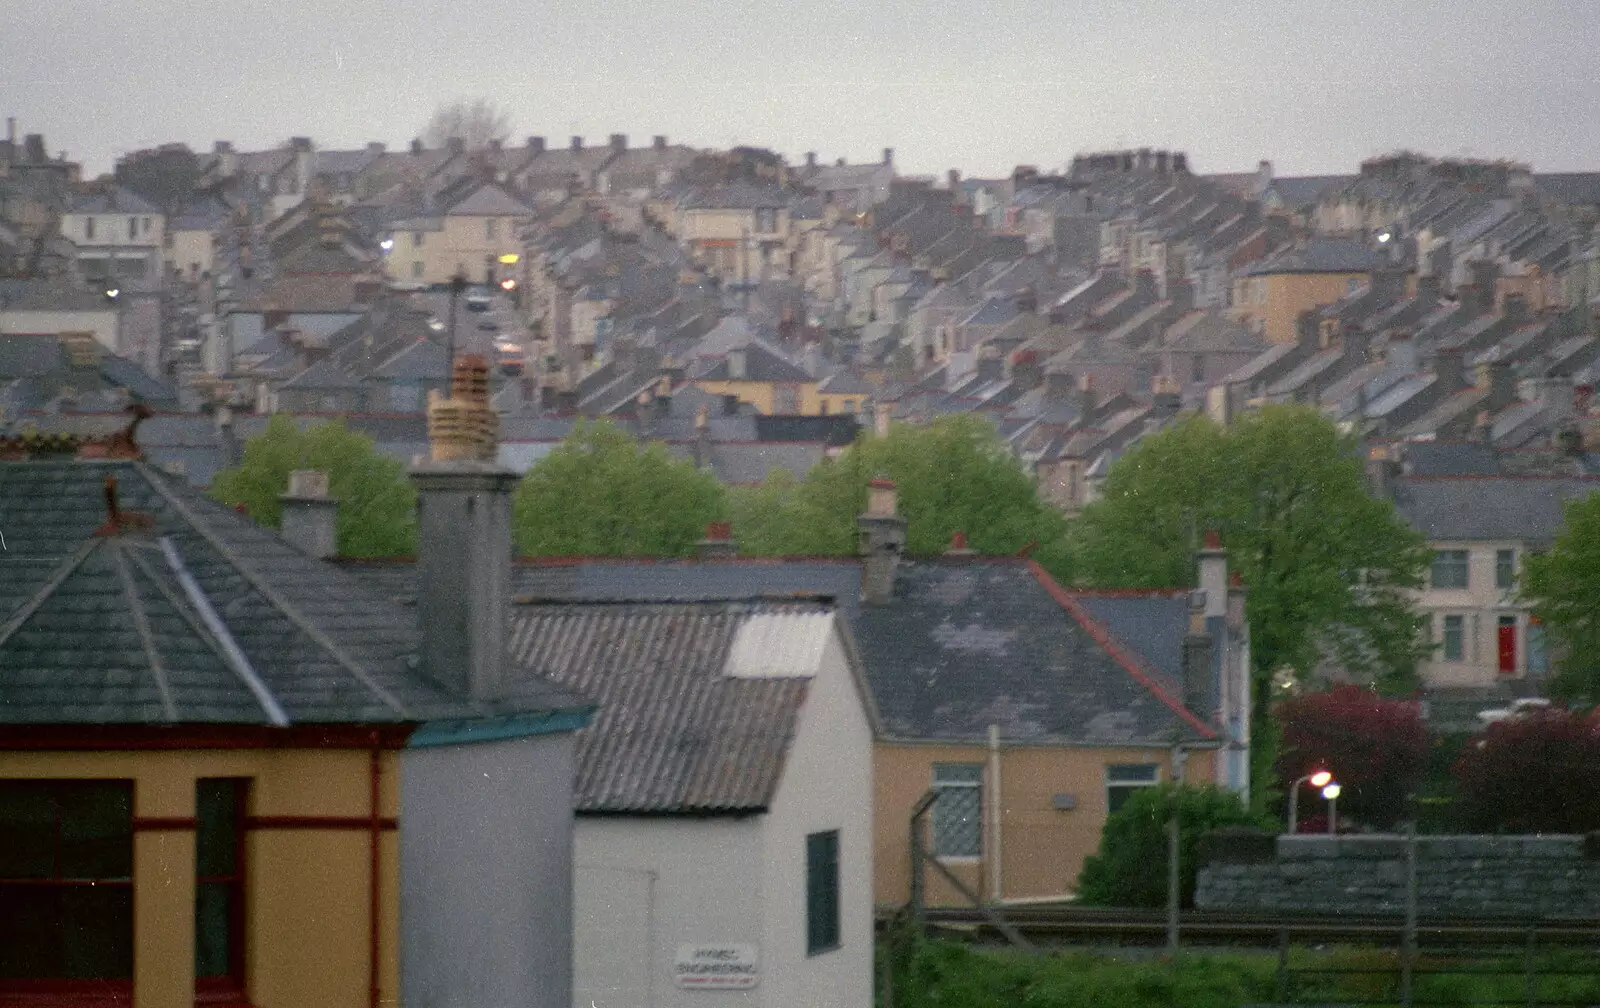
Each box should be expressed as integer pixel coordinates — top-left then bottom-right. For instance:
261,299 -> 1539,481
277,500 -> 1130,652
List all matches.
508,601 -> 875,1008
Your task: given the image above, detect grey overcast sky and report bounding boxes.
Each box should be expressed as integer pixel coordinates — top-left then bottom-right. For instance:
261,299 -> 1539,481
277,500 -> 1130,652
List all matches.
4,0 -> 1597,179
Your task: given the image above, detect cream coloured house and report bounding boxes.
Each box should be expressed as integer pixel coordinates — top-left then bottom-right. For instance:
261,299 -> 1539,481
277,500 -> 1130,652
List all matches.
383,180 -> 532,286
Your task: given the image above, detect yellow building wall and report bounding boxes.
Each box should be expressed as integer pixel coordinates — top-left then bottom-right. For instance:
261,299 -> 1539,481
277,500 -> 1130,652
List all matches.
691,377 -> 820,415
0,748 -> 401,1008
873,742 -> 1215,907
802,388 -> 868,417
1235,272 -> 1367,343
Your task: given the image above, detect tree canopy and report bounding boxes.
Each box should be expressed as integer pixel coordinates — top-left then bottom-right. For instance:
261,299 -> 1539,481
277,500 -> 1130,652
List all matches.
1452,707 -> 1600,833
1276,686 -> 1428,829
209,415 -> 416,557
1075,405 -> 1431,695
1073,406 -> 1429,802
512,420 -> 726,556
113,144 -> 202,214
728,414 -> 1073,577
422,99 -> 513,151
1076,783 -> 1271,909
1521,493 -> 1600,702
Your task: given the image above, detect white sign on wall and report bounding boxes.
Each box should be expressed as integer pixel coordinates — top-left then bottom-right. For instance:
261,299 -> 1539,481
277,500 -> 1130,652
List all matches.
673,944 -> 760,990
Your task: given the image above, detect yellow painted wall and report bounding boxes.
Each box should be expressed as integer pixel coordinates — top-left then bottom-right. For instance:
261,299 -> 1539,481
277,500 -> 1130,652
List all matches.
691,377 -> 820,415
802,388 -> 868,417
1233,272 -> 1367,343
873,742 -> 1216,907
0,748 -> 401,1008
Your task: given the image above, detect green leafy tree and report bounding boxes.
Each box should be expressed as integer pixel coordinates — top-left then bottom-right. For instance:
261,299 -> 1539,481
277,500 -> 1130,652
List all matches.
1077,405 -> 1430,695
210,414 -> 416,557
1076,783 -> 1272,909
513,419 -> 726,556
1074,406 -> 1430,804
732,414 -> 1074,577
1521,493 -> 1600,702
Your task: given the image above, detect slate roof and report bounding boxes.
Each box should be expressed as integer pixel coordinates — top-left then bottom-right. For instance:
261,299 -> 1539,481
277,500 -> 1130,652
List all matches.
67,186 -> 160,216
1391,441 -> 1502,477
852,558 -> 1212,745
753,414 -> 861,445
443,182 -> 534,217
1243,237 -> 1384,276
507,599 -> 838,813
691,342 -> 813,383
0,459 -> 587,726
1392,476 -> 1600,544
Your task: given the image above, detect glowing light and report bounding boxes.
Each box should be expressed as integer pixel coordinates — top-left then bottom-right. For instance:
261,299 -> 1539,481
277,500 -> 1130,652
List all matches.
497,253 -> 521,264
104,288 -> 120,299
499,278 -> 517,291
1377,232 -> 1392,243
380,238 -> 394,251
1309,770 -> 1332,788
1321,783 -> 1342,800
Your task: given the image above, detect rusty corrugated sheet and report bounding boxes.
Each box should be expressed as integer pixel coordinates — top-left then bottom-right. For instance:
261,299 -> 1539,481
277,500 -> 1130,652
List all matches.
509,601 -> 831,814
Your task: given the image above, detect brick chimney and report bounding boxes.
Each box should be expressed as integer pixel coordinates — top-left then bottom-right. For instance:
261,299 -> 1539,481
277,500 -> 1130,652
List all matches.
858,476 -> 907,606
527,136 -> 546,155
570,136 -> 584,152
696,521 -> 737,560
945,530 -> 976,557
609,133 -> 627,153
278,469 -> 339,559
411,355 -> 517,701
653,135 -> 667,151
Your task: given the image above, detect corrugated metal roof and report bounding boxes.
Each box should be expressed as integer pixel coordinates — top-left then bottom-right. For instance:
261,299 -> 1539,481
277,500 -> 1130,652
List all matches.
508,600 -> 835,814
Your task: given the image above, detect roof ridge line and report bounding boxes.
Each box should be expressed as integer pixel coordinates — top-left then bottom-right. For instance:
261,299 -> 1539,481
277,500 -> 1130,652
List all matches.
136,461 -> 412,719
159,536 -> 290,727
0,539 -> 99,652
1025,560 -> 1217,739
109,543 -> 178,722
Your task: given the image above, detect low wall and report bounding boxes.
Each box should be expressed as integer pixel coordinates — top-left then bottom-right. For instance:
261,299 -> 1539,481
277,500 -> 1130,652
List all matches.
1195,831 -> 1600,918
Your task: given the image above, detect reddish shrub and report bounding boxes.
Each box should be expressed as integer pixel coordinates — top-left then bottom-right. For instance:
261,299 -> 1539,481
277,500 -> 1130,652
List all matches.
1453,707 -> 1600,833
1275,685 -> 1428,828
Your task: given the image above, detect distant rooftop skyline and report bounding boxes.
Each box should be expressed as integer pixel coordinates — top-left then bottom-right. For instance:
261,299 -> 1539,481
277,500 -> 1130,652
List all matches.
6,0 -> 1597,180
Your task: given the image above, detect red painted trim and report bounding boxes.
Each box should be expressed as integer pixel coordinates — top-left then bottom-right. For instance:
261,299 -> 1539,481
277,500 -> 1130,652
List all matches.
0,981 -> 132,1008
1025,560 -> 1218,739
244,815 -> 398,831
132,816 -> 197,831
0,725 -> 415,751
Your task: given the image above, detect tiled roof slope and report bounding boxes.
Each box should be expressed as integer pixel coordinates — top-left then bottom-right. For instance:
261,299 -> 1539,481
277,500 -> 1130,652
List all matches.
852,558 -> 1212,745
508,600 -> 835,813
0,459 -> 586,726
1392,476 -> 1600,544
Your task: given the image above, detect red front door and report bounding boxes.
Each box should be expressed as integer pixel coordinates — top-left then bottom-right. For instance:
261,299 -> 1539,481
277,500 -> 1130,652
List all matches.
1497,617 -> 1517,675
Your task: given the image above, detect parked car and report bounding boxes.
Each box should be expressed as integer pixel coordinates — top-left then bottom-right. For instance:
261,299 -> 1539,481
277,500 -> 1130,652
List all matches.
465,290 -> 493,312
477,320 -> 500,332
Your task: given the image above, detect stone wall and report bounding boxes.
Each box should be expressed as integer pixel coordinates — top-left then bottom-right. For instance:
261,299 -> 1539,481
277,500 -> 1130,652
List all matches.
1195,830 -> 1600,918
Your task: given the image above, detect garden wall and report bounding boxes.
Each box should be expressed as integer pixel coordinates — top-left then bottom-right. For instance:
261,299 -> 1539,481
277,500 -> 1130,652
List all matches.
1195,831 -> 1600,918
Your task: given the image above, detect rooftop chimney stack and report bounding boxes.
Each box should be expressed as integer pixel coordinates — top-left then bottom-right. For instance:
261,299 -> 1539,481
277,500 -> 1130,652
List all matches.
571,136 -> 584,152
882,147 -> 894,167
412,355 -> 517,701
696,521 -> 737,560
858,476 -> 907,606
873,402 -> 892,438
727,346 -> 748,380
653,135 -> 667,151
279,469 -> 339,559
527,136 -> 546,154
609,133 -> 627,153
945,530 -> 976,557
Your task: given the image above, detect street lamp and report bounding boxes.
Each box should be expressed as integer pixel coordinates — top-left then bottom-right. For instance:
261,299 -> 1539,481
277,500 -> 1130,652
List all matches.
1322,783 -> 1342,835
1287,769 -> 1333,834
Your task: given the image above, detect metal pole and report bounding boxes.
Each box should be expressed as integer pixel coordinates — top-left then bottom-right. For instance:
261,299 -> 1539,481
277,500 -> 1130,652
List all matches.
1400,815 -> 1418,1008
1166,807 -> 1180,957
1327,793 -> 1338,835
446,272 -> 466,395
1288,776 -> 1303,835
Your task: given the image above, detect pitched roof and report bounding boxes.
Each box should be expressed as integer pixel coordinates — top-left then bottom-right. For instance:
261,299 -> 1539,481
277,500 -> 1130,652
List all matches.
691,342 -> 813,383
507,599 -> 838,813
852,558 -> 1213,744
0,459 -> 587,726
1393,476 -> 1600,543
1242,237 -> 1385,276
66,186 -> 161,216
444,181 -> 533,217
